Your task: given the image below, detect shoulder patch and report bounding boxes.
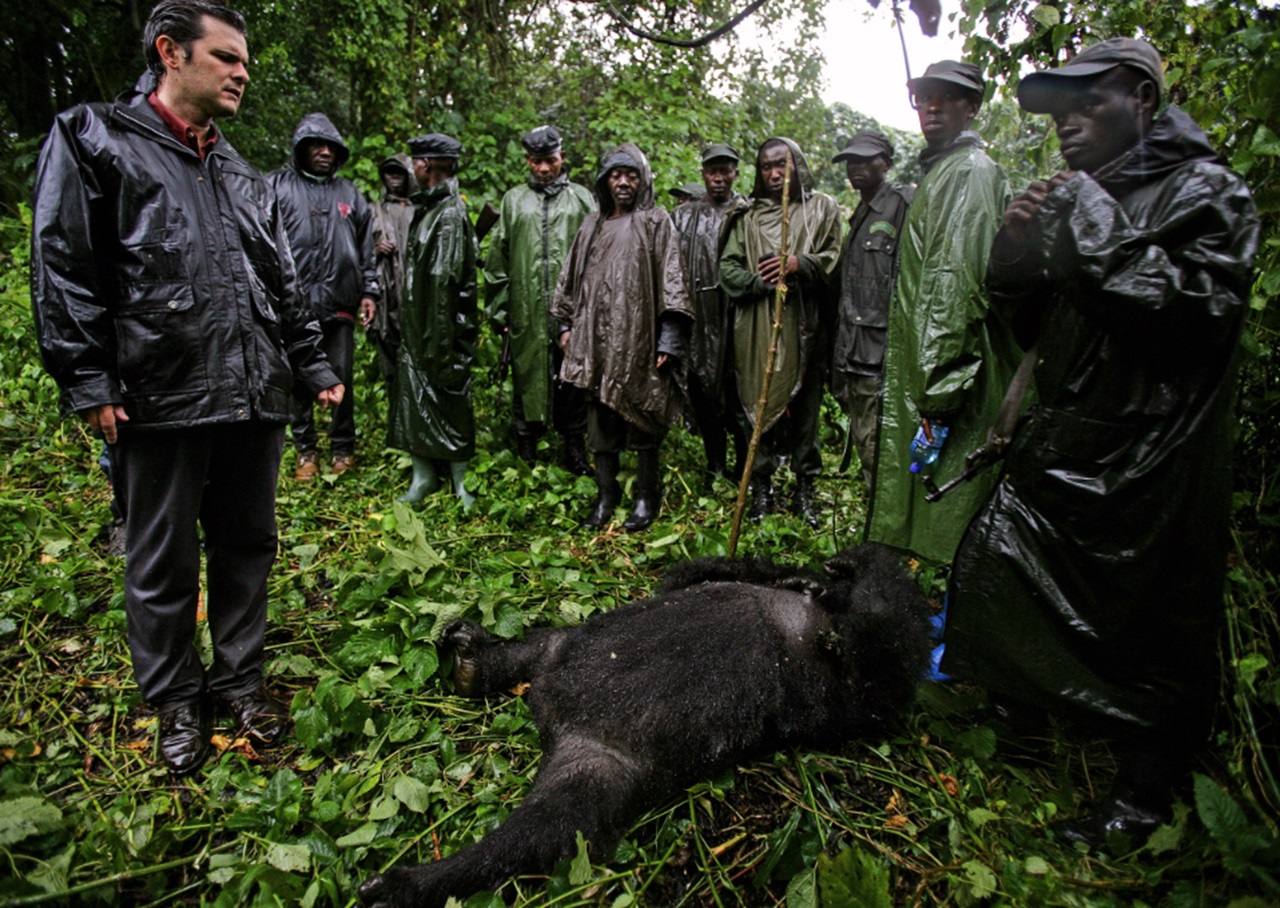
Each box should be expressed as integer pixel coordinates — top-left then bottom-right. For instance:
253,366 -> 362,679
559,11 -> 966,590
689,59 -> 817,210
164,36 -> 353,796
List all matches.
868,220 -> 897,238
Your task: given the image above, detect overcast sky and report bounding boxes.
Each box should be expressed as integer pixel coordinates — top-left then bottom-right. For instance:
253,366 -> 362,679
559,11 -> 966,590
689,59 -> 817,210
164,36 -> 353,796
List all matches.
818,2 -> 967,131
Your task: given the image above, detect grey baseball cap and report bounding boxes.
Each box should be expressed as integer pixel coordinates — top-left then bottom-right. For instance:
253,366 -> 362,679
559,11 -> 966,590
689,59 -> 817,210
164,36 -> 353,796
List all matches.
1017,37 -> 1165,113
700,143 -> 741,165
833,129 -> 895,162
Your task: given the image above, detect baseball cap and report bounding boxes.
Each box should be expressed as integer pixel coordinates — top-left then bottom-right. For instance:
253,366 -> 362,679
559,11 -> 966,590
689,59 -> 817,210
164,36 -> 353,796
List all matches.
832,128 -> 895,162
1017,37 -> 1164,113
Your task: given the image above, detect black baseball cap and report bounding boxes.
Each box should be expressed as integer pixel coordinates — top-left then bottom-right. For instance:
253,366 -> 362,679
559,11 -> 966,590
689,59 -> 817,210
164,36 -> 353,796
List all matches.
408,133 -> 462,159
907,60 -> 985,99
522,125 -> 562,156
701,143 -> 741,165
1017,38 -> 1165,113
833,129 -> 895,162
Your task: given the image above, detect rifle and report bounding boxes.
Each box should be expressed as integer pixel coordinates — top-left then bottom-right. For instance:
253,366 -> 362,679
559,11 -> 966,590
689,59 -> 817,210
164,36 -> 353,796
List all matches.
490,328 -> 513,385
922,344 -> 1038,502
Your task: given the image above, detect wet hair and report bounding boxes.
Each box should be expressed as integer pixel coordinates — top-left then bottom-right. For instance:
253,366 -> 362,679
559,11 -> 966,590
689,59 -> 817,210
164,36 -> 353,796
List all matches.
143,0 -> 247,79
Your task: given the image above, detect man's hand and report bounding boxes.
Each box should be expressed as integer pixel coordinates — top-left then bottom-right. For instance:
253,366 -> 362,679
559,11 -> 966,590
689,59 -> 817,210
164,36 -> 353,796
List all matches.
375,239 -> 396,257
85,404 -> 129,444
359,296 -> 377,328
656,353 -> 669,370
1002,170 -> 1074,247
757,254 -> 799,288
317,384 -> 345,409
559,329 -> 571,354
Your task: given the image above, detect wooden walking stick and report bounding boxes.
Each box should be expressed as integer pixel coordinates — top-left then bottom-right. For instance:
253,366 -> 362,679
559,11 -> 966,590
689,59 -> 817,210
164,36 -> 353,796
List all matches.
729,148 -> 793,556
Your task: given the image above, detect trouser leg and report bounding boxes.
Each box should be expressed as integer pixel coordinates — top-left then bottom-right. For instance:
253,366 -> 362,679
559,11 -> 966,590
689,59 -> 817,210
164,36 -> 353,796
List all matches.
687,373 -> 728,475
200,424 -> 284,697
787,363 -> 825,480
324,320 -> 357,457
119,429 -> 211,705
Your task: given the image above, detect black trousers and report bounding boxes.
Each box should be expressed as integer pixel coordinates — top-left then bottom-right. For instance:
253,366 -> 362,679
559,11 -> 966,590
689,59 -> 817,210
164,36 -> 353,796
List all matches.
586,401 -> 662,453
686,372 -> 747,474
745,360 -> 824,481
513,345 -> 588,440
292,319 -> 355,456
118,422 -> 284,706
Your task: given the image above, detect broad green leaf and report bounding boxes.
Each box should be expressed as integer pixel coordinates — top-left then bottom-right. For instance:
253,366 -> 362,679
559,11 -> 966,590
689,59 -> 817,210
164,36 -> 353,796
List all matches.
336,822 -> 380,848
394,776 -> 432,813
266,842 -> 312,873
0,796 -> 62,846
569,831 -> 593,885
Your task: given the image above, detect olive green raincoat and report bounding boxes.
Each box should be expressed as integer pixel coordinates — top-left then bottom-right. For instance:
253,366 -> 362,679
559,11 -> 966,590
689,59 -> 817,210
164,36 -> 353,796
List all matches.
865,134 -> 1015,564
484,174 -> 596,423
388,177 -> 478,460
718,137 -> 843,433
551,143 -> 692,437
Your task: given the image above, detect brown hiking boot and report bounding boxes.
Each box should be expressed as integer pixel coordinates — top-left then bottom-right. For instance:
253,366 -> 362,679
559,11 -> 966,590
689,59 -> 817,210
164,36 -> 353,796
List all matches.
294,451 -> 320,480
331,454 -> 355,475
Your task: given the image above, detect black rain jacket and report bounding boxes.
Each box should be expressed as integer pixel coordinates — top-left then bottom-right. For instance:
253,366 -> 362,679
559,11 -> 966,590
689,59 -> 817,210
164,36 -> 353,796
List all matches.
267,113 -> 378,323
944,107 -> 1260,736
31,80 -> 337,429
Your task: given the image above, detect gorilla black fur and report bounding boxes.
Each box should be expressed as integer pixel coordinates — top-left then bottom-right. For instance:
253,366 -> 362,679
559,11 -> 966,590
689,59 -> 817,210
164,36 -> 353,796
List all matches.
359,543 -> 930,907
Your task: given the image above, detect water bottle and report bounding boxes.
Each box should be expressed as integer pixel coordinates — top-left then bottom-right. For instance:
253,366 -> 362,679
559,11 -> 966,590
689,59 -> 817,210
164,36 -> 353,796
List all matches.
909,423 -> 949,473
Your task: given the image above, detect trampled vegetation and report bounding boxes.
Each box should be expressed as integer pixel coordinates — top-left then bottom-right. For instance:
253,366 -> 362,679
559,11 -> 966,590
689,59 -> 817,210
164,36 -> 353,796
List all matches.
3,0 -> 1280,903
1,205 -> 1278,905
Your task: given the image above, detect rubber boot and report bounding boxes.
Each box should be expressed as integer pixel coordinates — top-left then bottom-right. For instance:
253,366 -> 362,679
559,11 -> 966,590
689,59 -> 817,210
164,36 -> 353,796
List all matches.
398,455 -> 440,503
582,452 -> 621,529
563,434 -> 592,477
449,460 -> 477,512
792,476 -> 819,528
749,476 -> 773,522
516,434 -> 539,465
623,449 -> 662,532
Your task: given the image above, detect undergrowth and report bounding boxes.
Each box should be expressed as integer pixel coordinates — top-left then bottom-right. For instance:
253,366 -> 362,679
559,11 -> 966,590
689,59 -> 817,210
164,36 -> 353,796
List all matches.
1,210 -> 1278,906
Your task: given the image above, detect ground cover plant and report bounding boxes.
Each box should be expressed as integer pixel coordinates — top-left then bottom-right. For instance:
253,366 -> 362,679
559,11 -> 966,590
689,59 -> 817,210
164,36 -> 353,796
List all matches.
1,203 -> 1278,907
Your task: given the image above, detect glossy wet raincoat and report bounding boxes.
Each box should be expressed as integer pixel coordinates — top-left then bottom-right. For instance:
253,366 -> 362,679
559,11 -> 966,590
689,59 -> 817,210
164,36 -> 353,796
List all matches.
370,153 -> 416,350
718,138 -> 843,433
388,176 -> 478,460
944,107 -> 1259,735
672,190 -> 744,393
267,113 -> 378,323
484,173 -> 596,423
865,133 -> 1015,564
551,143 -> 692,437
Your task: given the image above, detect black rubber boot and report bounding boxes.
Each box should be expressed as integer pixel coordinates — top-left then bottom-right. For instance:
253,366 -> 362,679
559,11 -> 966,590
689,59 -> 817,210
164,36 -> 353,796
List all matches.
563,434 -> 592,477
516,434 -> 539,465
582,452 -> 621,529
749,476 -> 773,522
792,477 -> 819,528
623,449 -> 662,532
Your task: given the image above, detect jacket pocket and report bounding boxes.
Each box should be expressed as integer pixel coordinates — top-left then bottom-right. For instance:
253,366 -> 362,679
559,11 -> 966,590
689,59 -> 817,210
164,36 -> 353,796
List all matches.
114,284 -> 209,396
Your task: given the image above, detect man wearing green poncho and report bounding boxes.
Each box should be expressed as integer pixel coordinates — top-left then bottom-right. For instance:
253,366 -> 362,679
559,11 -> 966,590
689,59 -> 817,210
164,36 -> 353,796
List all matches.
484,125 -> 596,473
719,137 -> 842,526
390,133 -> 479,510
865,61 -> 1018,564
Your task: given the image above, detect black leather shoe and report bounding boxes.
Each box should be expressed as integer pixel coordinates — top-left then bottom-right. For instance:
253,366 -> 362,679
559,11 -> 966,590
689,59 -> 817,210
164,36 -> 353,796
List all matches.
1053,793 -> 1171,850
220,686 -> 290,746
157,699 -> 211,777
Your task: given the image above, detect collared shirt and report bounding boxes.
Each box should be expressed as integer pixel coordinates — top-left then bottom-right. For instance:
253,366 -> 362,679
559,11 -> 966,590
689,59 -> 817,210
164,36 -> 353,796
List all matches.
147,92 -> 219,160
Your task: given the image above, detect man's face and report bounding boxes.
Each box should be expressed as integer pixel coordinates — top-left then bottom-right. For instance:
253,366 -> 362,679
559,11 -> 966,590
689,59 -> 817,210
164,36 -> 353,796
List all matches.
412,157 -> 430,189
607,167 -> 640,212
757,144 -> 795,202
414,157 -> 452,190
163,15 -> 250,123
303,140 -> 338,177
845,155 -> 890,195
1045,68 -> 1153,174
914,83 -> 980,148
382,167 -> 409,197
527,151 -> 565,185
702,160 -> 739,203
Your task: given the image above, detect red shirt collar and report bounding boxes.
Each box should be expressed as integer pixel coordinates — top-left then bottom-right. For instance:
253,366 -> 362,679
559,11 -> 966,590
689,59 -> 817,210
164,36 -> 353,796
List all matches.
147,92 -> 219,160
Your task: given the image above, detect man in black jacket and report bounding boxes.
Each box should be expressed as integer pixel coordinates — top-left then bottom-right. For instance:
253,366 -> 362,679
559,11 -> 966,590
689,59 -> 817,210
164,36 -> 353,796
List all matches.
31,0 -> 342,775
944,38 -> 1259,845
269,113 -> 379,478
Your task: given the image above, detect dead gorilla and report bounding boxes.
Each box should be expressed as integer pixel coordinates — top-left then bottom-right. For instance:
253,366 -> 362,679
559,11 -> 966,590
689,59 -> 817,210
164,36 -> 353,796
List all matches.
359,543 -> 930,907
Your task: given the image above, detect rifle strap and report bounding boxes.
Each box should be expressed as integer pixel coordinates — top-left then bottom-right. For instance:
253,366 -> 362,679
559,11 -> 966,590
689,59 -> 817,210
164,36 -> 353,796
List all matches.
986,343 -> 1038,455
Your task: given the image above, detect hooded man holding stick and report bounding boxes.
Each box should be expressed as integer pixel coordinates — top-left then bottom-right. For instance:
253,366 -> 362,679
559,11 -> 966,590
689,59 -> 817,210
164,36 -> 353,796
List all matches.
719,137 -> 842,526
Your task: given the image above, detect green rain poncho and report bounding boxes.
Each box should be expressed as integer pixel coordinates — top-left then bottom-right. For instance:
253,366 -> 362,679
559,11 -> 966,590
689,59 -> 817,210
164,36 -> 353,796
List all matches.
865,134 -> 1016,564
388,176 -> 478,460
484,174 -> 596,423
718,138 -> 843,433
